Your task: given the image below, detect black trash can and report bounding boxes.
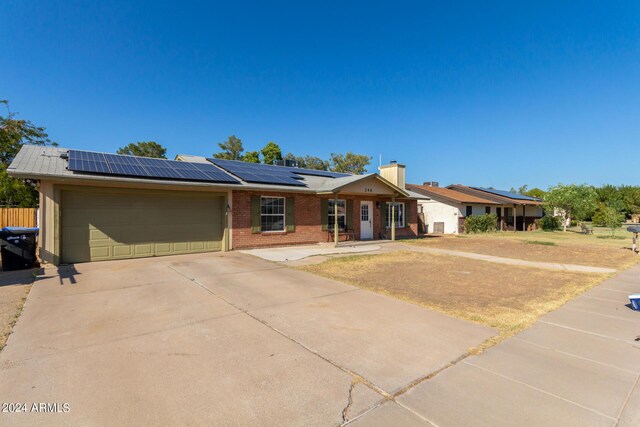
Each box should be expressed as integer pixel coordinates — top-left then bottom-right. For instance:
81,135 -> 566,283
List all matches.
0,227 -> 39,271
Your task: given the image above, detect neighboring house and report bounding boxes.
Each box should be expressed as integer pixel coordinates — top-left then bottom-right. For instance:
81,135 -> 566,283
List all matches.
406,184 -> 499,234
407,183 -> 544,234
8,146 -> 420,265
448,185 -> 544,231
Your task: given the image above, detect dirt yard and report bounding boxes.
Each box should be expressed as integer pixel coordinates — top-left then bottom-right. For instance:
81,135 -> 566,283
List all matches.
406,231 -> 638,270
0,270 -> 34,351
299,251 -> 607,349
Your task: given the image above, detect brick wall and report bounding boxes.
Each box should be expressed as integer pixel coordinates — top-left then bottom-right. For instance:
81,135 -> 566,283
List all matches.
231,190 -> 418,249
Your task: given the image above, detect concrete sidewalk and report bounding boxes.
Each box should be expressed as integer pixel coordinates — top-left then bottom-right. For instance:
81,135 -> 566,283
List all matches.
403,244 -> 618,274
351,264 -> 640,426
242,241 -> 618,273
240,242 -> 382,261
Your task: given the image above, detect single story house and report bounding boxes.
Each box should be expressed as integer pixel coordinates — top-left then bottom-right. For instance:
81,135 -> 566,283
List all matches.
448,185 -> 544,231
407,183 -> 544,234
406,184 -> 499,234
8,146 -> 421,265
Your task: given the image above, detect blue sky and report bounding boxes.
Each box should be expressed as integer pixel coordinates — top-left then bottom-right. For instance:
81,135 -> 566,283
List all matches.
2,1 -> 639,189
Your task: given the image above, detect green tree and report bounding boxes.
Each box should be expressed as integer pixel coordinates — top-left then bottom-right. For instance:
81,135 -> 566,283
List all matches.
329,152 -> 371,174
595,184 -> 624,211
509,185 -> 546,200
544,184 -> 597,232
601,205 -> 624,236
116,141 -> 167,158
261,141 -> 282,165
243,151 -> 260,163
619,185 -> 640,218
303,155 -> 330,171
525,188 -> 546,199
282,153 -> 330,170
283,152 -> 305,167
213,135 -> 244,160
0,100 -> 56,206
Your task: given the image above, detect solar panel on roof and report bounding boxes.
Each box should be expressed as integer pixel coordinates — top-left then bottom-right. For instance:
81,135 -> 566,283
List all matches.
145,166 -> 183,179
67,158 -> 112,174
107,161 -> 150,177
207,159 -> 308,187
472,187 -> 541,202
66,150 -> 240,184
208,158 -> 349,186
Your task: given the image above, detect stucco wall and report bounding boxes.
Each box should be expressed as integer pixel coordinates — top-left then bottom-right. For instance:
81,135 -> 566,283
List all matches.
38,181 -> 58,264
419,199 -> 461,234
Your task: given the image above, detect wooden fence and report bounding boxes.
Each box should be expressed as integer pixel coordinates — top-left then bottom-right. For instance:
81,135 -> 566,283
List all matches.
0,207 -> 37,228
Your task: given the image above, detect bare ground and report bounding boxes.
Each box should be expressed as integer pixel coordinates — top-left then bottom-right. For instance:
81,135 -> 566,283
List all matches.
299,251 -> 607,350
0,270 -> 35,352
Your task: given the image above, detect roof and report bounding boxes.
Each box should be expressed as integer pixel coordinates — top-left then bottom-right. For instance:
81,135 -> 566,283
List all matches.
448,184 -> 543,205
316,173 -> 410,197
407,184 -> 498,204
471,187 -> 542,202
8,145 -> 410,197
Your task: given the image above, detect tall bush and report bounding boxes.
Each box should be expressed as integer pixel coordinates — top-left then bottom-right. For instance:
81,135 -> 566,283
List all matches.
464,214 -> 497,233
538,215 -> 561,231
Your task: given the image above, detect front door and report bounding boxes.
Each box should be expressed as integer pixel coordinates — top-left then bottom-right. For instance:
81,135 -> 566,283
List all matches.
360,201 -> 373,239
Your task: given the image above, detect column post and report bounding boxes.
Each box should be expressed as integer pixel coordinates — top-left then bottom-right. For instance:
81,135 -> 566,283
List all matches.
391,196 -> 396,241
334,195 -> 339,247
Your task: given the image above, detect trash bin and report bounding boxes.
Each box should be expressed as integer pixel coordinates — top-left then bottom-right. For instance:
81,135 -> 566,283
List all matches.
0,227 -> 39,271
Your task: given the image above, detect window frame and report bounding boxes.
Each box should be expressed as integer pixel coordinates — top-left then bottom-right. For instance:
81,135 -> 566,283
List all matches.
260,196 -> 286,232
485,206 -> 491,215
386,202 -> 405,228
328,199 -> 347,231
465,205 -> 473,217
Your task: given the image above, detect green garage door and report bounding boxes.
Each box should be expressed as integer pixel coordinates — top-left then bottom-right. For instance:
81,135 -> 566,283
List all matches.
61,189 -> 225,263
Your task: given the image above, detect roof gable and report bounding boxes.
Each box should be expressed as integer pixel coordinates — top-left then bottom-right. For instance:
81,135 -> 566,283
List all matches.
318,174 -> 409,196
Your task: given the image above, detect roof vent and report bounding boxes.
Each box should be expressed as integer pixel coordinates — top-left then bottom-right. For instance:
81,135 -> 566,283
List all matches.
423,181 -> 439,187
274,159 -> 299,168
60,152 -> 69,160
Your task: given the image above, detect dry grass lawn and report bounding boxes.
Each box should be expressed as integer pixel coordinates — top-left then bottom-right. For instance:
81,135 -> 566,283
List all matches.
406,229 -> 638,270
0,271 -> 34,352
299,251 -> 608,350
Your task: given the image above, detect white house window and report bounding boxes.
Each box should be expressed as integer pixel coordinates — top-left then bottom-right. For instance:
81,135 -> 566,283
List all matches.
261,197 -> 285,232
386,202 -> 405,228
328,199 -> 346,230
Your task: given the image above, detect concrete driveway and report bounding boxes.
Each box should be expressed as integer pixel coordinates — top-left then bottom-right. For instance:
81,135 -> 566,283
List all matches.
0,252 -> 494,426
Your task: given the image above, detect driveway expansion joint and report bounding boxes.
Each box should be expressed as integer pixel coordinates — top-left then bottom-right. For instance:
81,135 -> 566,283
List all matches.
538,320 -> 637,344
462,360 -> 618,421
167,265 -> 392,398
617,374 -> 640,424
562,306 -> 639,323
511,337 -> 639,375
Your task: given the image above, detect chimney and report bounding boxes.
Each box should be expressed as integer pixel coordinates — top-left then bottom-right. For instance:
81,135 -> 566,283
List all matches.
423,181 -> 439,187
379,162 -> 406,189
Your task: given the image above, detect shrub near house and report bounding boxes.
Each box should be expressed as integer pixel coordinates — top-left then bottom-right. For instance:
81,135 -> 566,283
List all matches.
538,215 -> 561,231
464,214 -> 498,233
